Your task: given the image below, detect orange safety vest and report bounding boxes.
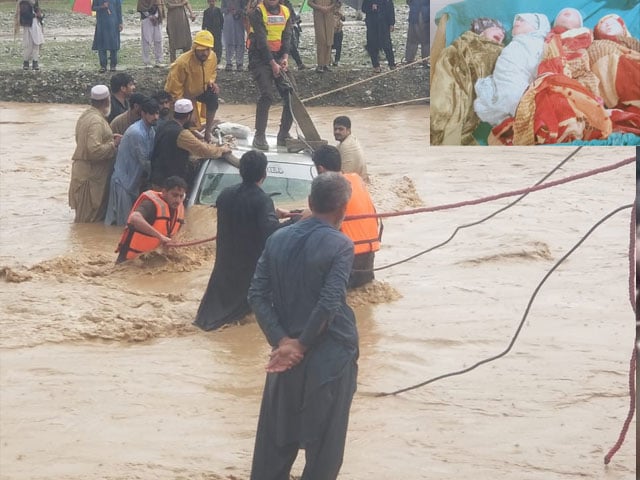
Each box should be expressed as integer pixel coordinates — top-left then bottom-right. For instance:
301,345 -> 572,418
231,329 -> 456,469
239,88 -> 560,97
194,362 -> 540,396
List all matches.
248,3 -> 290,52
116,190 -> 185,261
341,173 -> 381,255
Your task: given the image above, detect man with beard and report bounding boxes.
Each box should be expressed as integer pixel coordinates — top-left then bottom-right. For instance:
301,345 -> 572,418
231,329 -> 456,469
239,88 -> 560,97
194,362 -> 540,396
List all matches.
105,98 -> 161,226
151,90 -> 172,129
109,92 -> 148,135
194,150 -> 291,331
149,98 -> 231,189
247,0 -> 294,150
115,175 -> 187,263
333,115 -> 367,181
165,30 -> 220,143
68,84 -> 122,223
247,172 -> 358,480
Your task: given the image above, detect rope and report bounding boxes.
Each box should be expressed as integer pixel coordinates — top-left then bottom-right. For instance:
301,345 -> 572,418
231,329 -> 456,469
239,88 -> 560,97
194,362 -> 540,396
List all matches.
300,59 -> 427,104
604,346 -> 636,464
602,204 -> 637,465
345,156 -> 635,221
361,97 -> 429,110
371,147 -> 582,272
168,235 -> 216,248
377,203 -> 634,397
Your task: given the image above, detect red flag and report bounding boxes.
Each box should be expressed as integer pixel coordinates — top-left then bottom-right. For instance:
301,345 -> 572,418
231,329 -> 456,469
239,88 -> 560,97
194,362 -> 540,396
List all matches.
72,0 -> 94,15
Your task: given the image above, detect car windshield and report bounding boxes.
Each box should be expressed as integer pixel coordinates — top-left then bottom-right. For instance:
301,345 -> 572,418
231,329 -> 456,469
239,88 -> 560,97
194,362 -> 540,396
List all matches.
194,159 -> 316,209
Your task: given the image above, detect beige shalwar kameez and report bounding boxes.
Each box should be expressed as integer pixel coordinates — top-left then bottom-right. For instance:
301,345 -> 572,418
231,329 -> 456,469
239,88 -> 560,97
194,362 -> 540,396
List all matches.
68,106 -> 117,223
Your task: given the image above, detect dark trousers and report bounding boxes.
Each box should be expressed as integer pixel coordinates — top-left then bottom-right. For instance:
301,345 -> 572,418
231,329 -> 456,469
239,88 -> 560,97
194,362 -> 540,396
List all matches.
195,88 -> 219,119
348,251 -> 375,289
365,21 -> 395,68
249,61 -> 294,136
250,359 -> 357,480
332,30 -> 343,63
290,27 -> 303,67
98,49 -> 117,69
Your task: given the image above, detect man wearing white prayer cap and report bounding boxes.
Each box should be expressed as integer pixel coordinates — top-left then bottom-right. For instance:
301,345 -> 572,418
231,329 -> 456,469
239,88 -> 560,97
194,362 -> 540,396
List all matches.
68,84 -> 122,222
150,98 -> 232,188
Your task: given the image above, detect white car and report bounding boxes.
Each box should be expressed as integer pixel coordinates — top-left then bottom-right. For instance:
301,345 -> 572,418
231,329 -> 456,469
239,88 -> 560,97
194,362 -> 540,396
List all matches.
186,133 -> 317,209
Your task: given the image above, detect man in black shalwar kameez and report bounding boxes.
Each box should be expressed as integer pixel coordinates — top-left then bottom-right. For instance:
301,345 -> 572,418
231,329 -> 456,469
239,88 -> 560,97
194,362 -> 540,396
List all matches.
248,172 -> 358,480
194,150 -> 284,331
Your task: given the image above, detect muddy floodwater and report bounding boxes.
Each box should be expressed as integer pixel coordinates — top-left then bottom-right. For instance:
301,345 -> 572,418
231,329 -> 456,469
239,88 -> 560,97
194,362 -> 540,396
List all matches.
0,101 -> 636,479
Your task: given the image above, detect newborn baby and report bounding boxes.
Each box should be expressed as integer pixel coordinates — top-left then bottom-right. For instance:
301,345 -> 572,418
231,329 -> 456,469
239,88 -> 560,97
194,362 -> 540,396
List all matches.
538,7 -> 599,96
473,13 -> 551,126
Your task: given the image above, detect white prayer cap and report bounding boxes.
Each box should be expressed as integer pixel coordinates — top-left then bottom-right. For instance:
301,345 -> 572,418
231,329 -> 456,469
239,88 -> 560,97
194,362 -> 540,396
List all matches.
90,84 -> 110,100
174,98 -> 194,114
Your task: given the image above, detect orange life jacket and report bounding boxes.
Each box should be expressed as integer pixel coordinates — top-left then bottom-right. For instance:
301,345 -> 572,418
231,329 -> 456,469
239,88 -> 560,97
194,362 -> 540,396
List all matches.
341,173 -> 381,255
116,190 -> 185,261
247,3 -> 290,52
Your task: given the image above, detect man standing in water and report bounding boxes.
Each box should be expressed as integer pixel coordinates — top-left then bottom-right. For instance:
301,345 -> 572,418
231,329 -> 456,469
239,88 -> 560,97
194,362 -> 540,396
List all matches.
68,84 -> 121,223
312,144 -> 380,288
194,150 -> 289,331
248,172 -> 358,480
115,175 -> 187,263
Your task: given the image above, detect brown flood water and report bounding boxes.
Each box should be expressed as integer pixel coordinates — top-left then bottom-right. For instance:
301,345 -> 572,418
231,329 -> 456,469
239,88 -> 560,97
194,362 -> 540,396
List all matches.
0,101 -> 636,479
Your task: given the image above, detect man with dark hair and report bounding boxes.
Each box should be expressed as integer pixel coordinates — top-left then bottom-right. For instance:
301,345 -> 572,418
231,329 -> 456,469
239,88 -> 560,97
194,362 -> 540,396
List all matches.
333,115 -> 367,180
151,90 -> 173,128
312,144 -> 380,288
247,0 -> 294,150
115,175 -> 187,263
247,171 -> 358,480
194,150 -> 290,331
69,84 -> 122,223
149,98 -> 231,189
105,98 -> 161,226
362,0 -> 396,73
108,72 -> 136,122
110,92 -> 148,135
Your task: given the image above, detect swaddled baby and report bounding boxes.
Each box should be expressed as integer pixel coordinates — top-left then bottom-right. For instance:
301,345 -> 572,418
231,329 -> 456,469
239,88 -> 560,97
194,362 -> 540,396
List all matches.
473,13 -> 550,126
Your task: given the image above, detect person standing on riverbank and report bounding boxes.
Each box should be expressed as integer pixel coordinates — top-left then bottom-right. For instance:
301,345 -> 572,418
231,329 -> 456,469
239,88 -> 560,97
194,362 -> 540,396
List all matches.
68,84 -> 121,223
165,0 -> 196,62
14,0 -> 44,71
362,0 -> 396,73
308,0 -> 335,72
137,0 -> 165,68
92,0 -> 123,73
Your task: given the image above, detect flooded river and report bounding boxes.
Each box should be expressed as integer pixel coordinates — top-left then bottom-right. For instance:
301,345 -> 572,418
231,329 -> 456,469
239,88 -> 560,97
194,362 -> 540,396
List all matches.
0,101 -> 636,479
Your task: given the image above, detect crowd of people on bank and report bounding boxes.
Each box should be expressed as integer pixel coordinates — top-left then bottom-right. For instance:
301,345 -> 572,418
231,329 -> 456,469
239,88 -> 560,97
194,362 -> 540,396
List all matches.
431,8 -> 640,146
14,0 -> 429,74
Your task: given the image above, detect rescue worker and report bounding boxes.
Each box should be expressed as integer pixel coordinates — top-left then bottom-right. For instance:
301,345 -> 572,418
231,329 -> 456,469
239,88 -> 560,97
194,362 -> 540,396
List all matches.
165,30 -> 221,143
115,175 -> 187,263
311,144 -> 381,288
247,0 -> 294,150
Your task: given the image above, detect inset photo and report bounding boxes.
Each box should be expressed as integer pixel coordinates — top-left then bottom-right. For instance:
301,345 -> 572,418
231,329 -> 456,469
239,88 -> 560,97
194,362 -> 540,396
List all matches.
429,0 -> 640,146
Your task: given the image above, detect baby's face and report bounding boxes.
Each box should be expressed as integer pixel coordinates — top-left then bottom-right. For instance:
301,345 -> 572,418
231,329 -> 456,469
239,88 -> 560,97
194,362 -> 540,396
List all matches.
512,17 -> 535,36
480,26 -> 505,44
555,9 -> 581,29
598,17 -> 624,37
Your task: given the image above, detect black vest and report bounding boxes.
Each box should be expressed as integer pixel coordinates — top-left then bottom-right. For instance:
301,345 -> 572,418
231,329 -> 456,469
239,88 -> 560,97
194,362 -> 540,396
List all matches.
150,121 -> 190,187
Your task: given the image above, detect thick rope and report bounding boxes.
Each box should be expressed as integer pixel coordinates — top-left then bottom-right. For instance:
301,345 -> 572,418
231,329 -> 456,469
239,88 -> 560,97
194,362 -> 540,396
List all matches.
377,203 -> 634,397
346,156 -> 635,221
602,204 -> 637,465
371,147 -> 582,272
301,59 -> 427,104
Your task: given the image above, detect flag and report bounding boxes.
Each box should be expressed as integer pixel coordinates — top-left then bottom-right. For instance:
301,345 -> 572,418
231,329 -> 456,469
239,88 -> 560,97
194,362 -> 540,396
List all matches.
72,0 -> 94,15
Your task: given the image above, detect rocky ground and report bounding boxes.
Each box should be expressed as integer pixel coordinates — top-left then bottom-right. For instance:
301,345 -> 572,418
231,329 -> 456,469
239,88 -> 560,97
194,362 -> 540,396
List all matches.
0,5 -> 429,107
